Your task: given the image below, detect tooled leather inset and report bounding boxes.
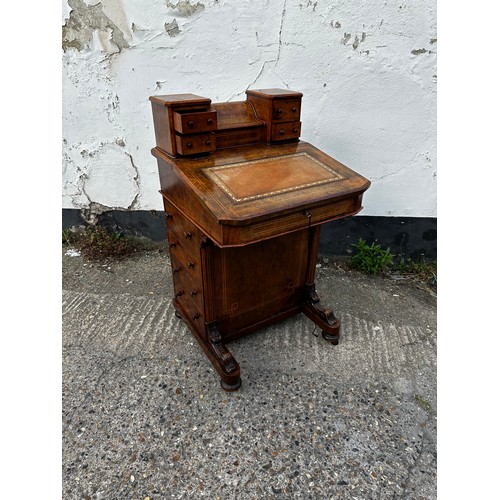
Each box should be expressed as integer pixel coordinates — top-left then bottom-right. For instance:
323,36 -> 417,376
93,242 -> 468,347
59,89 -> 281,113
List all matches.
203,152 -> 345,203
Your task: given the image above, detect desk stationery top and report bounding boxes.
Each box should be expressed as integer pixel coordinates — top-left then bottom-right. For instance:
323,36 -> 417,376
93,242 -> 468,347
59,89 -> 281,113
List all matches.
150,89 -> 370,246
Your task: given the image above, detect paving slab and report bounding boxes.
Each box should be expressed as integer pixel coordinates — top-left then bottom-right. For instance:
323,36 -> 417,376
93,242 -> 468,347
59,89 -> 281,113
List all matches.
62,247 -> 437,499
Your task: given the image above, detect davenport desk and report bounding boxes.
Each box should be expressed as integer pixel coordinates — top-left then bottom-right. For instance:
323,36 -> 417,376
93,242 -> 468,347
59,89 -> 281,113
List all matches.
150,89 -> 370,391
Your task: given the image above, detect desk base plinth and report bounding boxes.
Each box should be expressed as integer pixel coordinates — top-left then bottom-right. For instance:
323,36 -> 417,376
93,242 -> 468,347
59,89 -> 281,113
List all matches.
173,283 -> 341,392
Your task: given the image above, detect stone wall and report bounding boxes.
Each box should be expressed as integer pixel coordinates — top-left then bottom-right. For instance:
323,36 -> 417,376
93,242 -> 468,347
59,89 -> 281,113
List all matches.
62,0 -> 437,220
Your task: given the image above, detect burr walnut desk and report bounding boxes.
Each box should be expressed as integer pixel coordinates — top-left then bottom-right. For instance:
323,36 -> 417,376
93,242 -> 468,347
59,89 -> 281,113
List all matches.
149,89 -> 370,391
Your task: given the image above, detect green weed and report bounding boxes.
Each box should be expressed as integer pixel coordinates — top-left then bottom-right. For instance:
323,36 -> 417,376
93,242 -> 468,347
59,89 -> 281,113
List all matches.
62,225 -> 147,261
351,238 -> 394,274
394,258 -> 437,285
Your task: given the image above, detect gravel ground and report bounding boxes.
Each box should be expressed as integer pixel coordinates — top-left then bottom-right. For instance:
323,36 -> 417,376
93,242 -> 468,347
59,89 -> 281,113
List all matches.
62,247 -> 436,499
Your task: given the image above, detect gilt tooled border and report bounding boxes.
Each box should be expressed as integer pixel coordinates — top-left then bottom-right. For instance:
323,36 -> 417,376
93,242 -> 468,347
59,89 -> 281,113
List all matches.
203,152 -> 345,203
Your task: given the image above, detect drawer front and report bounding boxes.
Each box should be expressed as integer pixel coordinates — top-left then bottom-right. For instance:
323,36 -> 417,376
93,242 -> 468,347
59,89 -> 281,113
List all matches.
175,133 -> 216,155
164,200 -> 203,256
168,239 -> 203,284
173,110 -> 218,134
271,121 -> 301,141
174,283 -> 205,332
272,98 -> 301,122
218,195 -> 363,246
171,253 -> 205,314
167,227 -> 201,261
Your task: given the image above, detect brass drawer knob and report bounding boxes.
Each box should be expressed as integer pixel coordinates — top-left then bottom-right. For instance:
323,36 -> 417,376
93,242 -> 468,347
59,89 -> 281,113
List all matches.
190,290 -> 198,297
173,267 -> 181,273
192,313 -> 200,320
188,120 -> 194,127
279,129 -> 285,135
292,106 -> 297,112
184,231 -> 192,239
165,212 -> 173,219
207,118 -> 213,125
187,142 -> 193,148
169,241 -> 177,248
206,140 -> 212,146
187,261 -> 195,269
277,108 -> 283,114
175,290 -> 185,297
293,128 -> 298,133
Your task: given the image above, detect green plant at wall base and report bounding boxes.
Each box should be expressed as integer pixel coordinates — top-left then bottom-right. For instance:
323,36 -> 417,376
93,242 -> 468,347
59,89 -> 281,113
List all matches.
395,258 -> 437,285
63,225 -> 144,261
351,238 -> 394,274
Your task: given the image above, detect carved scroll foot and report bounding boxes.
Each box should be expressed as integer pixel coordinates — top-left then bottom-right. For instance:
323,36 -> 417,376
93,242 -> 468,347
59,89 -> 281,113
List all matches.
173,305 -> 241,390
303,284 -> 341,345
207,322 -> 241,391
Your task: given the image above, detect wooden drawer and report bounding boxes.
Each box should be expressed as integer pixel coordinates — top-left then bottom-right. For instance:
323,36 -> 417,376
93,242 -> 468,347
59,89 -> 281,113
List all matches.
171,254 -> 204,310
272,99 -> 301,122
173,110 -> 217,134
270,121 -> 301,142
168,238 -> 203,283
164,200 -> 203,256
167,226 -> 200,260
175,133 -> 216,155
174,286 -> 205,333
217,194 -> 364,246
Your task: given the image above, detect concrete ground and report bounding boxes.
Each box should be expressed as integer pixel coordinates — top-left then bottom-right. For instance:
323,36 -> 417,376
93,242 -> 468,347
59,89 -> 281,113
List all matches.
62,246 -> 437,499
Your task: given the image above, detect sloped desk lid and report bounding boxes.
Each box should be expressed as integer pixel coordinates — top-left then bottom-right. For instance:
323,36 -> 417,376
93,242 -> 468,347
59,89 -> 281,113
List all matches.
152,141 -> 370,226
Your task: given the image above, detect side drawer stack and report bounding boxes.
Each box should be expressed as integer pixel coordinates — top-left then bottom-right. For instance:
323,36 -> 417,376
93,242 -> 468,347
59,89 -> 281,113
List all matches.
163,198 -> 206,334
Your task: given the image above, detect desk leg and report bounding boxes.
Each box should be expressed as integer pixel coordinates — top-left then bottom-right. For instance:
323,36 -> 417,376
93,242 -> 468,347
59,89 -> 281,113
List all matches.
173,301 -> 241,391
207,321 -> 241,391
302,225 -> 341,344
303,284 -> 341,345
201,236 -> 241,391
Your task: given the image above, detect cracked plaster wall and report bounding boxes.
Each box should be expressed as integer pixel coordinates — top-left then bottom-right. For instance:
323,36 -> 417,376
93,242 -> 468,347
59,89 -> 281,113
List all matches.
62,0 -> 437,217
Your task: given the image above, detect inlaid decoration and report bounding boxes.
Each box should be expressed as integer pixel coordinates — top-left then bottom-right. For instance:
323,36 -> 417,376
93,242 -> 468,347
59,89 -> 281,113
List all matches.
203,152 -> 345,203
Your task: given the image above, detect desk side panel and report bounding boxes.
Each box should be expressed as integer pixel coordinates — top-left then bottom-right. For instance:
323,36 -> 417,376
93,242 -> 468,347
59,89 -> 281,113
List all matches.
155,155 -> 224,246
213,230 -> 309,340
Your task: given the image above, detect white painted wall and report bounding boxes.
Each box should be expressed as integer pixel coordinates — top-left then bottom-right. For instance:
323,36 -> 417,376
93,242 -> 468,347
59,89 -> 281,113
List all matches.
62,0 -> 436,217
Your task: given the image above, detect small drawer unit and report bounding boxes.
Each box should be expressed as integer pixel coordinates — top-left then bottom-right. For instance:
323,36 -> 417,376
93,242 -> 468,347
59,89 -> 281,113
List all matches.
149,93 -> 217,158
245,88 -> 303,144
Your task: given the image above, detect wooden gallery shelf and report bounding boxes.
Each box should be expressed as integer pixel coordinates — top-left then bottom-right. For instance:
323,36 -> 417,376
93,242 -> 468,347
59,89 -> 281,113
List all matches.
149,88 -> 371,391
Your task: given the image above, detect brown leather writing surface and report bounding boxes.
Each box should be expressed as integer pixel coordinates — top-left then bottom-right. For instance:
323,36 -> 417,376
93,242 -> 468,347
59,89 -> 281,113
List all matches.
153,141 -> 370,230
203,152 -> 344,203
